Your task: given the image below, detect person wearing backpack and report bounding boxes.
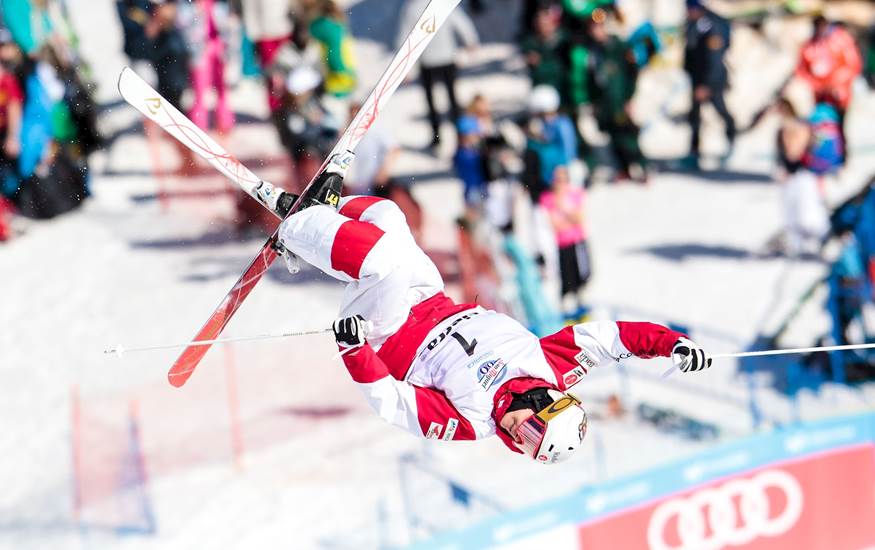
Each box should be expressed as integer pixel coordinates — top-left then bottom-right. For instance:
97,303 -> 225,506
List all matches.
804,101 -> 844,177
794,14 -> 861,165
775,97 -> 830,257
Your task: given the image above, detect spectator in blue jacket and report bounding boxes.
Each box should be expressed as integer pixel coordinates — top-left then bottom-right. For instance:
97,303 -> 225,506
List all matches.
530,85 -> 577,166
831,231 -> 867,347
523,85 -> 579,200
454,115 -> 487,210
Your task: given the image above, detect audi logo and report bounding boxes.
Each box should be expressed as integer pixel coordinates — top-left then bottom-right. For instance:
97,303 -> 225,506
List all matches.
646,469 -> 803,550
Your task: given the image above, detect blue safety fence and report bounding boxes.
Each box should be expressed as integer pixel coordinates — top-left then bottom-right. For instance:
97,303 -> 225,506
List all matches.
398,452 -> 505,538
403,411 -> 875,550
740,178 -> 875,398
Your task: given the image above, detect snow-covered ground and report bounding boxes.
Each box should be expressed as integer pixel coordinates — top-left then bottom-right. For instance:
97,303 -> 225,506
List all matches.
2,1 -> 875,549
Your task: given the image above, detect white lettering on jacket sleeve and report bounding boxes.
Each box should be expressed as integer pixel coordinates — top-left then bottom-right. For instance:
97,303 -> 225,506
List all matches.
571,321 -> 634,365
564,322 -> 633,401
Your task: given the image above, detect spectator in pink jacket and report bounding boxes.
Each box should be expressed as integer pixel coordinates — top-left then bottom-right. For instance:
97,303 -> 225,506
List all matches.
179,0 -> 234,133
539,166 -> 591,321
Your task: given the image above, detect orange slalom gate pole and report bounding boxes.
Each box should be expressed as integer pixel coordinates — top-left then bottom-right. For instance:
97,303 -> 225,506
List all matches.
143,119 -> 169,213
70,385 -> 83,522
224,345 -> 245,471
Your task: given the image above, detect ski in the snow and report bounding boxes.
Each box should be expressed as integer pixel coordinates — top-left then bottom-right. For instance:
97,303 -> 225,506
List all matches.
119,0 -> 462,387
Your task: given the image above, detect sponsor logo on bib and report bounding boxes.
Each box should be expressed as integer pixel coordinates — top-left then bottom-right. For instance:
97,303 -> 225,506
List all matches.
477,359 -> 508,391
464,351 -> 494,370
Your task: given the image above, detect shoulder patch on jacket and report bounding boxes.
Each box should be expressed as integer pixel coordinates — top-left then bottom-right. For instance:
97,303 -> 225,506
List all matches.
563,366 -> 586,387
707,35 -> 724,50
574,351 -> 596,370
426,422 -> 443,439
442,418 -> 459,441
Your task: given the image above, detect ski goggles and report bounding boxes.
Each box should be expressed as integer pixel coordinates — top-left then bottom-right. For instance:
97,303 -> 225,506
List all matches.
515,393 -> 585,458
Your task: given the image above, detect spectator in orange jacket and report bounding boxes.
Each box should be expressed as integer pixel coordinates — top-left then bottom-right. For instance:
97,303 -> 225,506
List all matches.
796,16 -> 861,111
795,15 -> 861,164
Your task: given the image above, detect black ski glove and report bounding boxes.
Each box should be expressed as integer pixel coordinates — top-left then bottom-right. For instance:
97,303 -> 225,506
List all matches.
333,315 -> 370,348
671,337 -> 712,373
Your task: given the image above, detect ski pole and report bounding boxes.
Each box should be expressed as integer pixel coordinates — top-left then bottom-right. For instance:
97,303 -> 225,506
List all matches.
104,328 -> 332,358
105,321 -> 375,358
661,342 -> 875,378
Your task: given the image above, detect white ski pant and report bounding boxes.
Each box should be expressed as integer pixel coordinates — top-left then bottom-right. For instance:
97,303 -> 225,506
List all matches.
782,170 -> 829,255
278,196 -> 444,347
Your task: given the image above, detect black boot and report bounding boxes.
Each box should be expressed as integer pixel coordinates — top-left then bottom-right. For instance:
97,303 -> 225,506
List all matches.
276,172 -> 344,218
275,192 -> 299,218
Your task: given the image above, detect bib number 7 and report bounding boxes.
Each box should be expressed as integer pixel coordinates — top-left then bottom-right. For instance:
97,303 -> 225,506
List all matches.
451,332 -> 478,356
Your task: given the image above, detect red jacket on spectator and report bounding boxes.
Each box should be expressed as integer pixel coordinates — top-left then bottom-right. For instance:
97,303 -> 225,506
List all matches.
0,197 -> 13,241
795,24 -> 862,109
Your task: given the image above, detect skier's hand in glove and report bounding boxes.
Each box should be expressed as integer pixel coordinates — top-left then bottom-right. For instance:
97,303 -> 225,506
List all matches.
671,337 -> 712,373
333,315 -> 371,349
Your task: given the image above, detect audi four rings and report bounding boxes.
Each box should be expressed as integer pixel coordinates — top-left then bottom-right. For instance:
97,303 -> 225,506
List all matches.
646,469 -> 804,550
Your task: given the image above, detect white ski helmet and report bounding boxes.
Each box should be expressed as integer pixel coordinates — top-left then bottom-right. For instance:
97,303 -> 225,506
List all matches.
515,390 -> 588,464
528,84 -> 561,114
286,65 -> 322,95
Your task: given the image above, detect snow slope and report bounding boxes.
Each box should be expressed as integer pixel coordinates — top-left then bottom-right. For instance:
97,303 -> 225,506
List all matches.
1,1 -> 874,549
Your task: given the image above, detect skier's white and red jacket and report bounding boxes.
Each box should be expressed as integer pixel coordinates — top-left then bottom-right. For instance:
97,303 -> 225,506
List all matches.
340,292 -> 684,453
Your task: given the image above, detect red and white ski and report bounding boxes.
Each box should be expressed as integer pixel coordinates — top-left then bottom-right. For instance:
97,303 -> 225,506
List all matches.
119,0 -> 462,387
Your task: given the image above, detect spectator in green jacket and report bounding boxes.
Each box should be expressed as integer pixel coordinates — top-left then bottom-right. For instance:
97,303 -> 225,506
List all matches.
561,1 -> 618,107
864,23 -> 875,90
307,0 -> 357,99
521,7 -> 568,100
562,0 -> 615,19
586,14 -> 646,182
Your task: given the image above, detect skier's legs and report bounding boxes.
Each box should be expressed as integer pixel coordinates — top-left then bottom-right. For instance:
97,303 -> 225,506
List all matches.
335,197 -> 443,336
278,197 -> 444,345
278,205 -> 358,282
338,196 -> 413,237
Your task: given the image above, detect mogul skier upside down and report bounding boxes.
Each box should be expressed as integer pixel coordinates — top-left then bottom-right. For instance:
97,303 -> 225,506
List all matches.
277,189 -> 713,465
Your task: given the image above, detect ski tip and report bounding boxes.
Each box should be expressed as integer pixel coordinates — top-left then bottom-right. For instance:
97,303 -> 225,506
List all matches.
168,350 -> 206,388
167,369 -> 190,388
117,66 -> 132,93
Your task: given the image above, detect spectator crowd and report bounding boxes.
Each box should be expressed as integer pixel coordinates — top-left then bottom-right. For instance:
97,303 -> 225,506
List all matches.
2,0 -> 874,382
0,0 -> 99,241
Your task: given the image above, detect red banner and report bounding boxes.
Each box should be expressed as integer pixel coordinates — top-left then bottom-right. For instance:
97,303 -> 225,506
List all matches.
578,445 -> 875,550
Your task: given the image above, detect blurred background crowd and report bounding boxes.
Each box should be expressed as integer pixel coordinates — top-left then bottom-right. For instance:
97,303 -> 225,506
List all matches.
5,1 -> 875,547
3,0 -> 875,385
0,1 -> 99,234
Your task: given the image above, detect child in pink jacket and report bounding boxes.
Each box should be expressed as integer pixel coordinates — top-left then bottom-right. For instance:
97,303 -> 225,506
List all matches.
539,166 -> 592,321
